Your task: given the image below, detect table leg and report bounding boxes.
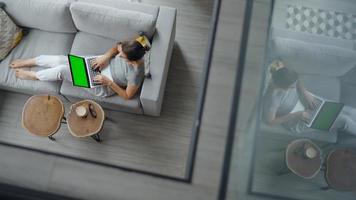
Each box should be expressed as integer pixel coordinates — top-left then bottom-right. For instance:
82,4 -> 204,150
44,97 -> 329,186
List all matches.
48,135 -> 56,141
61,116 -> 67,124
60,94 -> 71,103
91,133 -> 101,143
106,116 -> 115,122
320,163 -> 327,172
321,186 -> 331,190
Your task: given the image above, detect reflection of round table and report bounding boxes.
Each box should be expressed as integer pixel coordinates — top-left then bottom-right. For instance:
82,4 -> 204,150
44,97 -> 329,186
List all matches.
325,149 -> 356,191
67,100 -> 105,142
286,138 -> 322,179
22,95 -> 64,140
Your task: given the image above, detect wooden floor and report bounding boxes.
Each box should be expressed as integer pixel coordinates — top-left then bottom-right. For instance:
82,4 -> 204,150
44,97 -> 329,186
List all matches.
0,89 -> 192,178
226,1 -> 274,199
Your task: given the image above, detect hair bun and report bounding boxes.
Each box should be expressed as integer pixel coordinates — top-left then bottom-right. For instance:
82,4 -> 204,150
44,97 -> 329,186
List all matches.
136,32 -> 151,51
269,60 -> 284,74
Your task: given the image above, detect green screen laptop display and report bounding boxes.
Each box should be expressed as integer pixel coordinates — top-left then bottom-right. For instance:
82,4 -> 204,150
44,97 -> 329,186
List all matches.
311,102 -> 344,131
68,55 -> 90,88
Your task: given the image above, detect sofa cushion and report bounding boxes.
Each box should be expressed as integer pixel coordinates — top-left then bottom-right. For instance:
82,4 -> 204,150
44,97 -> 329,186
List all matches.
0,29 -> 75,95
70,2 -> 156,41
1,0 -> 76,33
70,32 -> 115,56
78,0 -> 159,21
270,37 -> 356,77
300,75 -> 340,102
0,8 -> 23,60
60,81 -> 143,114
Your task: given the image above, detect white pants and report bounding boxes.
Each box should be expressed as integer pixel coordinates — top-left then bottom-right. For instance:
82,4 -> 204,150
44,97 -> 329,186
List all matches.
34,55 -> 113,97
35,55 -> 72,82
330,106 -> 356,135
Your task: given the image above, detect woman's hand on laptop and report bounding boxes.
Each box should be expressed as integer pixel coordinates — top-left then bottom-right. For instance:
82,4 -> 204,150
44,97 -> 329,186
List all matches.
92,55 -> 110,71
292,111 -> 310,123
306,96 -> 319,110
93,75 -> 112,86
298,111 -> 311,123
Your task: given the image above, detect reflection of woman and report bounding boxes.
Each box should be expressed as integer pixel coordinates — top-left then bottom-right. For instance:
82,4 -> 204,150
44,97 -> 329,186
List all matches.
10,35 -> 149,100
263,60 -> 356,135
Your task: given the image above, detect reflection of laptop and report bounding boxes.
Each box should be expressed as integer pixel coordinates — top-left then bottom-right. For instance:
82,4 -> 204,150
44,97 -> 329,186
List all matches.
68,54 -> 101,88
306,96 -> 344,131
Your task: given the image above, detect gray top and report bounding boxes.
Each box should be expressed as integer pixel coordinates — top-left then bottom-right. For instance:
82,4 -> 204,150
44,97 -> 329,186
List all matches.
263,82 -> 299,117
263,81 -> 308,132
87,57 -> 144,97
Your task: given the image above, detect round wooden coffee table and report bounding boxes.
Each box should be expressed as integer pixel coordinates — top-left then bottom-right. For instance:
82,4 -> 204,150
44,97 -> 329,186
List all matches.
285,138 -> 322,179
22,95 -> 65,140
325,148 -> 356,191
67,100 -> 105,142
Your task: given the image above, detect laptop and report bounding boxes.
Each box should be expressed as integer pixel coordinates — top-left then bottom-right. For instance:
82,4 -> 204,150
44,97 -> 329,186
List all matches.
305,96 -> 344,131
68,54 -> 101,88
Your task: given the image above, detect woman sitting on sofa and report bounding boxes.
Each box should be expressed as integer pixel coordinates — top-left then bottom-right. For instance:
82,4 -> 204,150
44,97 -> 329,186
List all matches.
10,35 -> 150,100
263,60 -> 356,135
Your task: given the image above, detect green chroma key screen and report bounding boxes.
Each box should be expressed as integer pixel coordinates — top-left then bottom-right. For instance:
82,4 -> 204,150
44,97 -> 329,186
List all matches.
312,102 -> 344,131
68,55 -> 90,88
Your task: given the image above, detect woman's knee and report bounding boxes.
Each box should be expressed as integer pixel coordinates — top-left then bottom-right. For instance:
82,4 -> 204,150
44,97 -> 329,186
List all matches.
331,115 -> 348,132
337,115 -> 355,131
58,66 -> 71,81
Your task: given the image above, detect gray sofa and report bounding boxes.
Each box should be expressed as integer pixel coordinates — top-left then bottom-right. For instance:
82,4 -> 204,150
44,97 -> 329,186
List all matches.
260,36 -> 356,143
0,0 -> 176,116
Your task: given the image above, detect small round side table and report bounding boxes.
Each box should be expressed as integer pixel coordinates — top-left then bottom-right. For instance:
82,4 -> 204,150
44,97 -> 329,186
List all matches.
285,138 -> 322,179
67,100 -> 105,142
22,95 -> 65,140
324,148 -> 356,191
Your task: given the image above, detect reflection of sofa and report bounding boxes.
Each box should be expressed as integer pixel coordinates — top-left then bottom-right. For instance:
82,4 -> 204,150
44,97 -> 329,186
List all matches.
0,0 -> 176,116
261,37 -> 356,143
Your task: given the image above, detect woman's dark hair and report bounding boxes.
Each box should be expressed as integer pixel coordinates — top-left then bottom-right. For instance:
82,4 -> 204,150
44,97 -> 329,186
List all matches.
271,67 -> 298,88
120,40 -> 146,61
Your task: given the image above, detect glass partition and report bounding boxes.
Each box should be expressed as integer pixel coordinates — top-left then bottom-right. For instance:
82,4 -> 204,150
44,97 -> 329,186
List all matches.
221,0 -> 356,199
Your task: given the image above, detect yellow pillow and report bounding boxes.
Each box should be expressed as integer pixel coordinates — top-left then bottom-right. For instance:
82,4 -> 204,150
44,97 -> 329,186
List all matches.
0,8 -> 23,60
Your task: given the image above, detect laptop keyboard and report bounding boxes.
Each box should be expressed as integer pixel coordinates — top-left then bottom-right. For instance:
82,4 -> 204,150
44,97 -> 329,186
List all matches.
87,58 -> 101,86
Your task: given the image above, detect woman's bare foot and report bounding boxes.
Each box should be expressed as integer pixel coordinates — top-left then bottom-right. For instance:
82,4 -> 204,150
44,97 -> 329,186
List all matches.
14,69 -> 38,80
10,58 -> 36,68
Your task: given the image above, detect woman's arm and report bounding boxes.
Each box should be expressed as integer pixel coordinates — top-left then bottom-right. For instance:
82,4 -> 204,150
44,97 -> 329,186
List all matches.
92,45 -> 119,70
264,86 -> 308,125
265,110 -> 305,125
296,81 -> 317,109
108,81 -> 140,100
93,75 -> 139,100
103,45 -> 119,59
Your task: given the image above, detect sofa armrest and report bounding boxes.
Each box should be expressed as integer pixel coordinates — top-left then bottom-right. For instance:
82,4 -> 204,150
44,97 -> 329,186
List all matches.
140,6 -> 176,116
